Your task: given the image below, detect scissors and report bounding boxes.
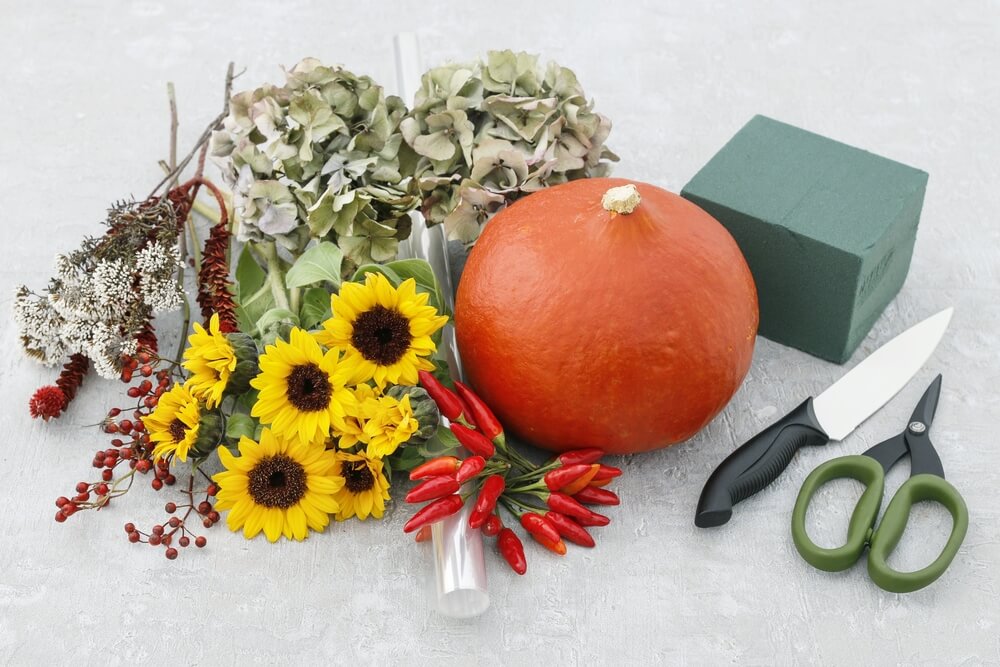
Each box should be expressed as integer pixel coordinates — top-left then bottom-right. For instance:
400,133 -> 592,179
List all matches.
791,375 -> 968,593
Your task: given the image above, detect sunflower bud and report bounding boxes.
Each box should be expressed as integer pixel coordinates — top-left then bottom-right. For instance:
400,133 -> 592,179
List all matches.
189,411 -> 224,460
224,331 -> 259,396
385,385 -> 440,446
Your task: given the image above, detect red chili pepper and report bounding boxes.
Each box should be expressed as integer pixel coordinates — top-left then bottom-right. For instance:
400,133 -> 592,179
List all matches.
482,514 -> 503,537
456,455 -> 486,483
454,381 -> 504,442
468,475 -> 505,529
591,464 -> 622,482
520,512 -> 567,555
545,511 -> 595,548
450,423 -> 495,459
560,464 -> 601,495
546,491 -> 593,521
405,476 -> 461,503
414,525 -> 432,543
418,370 -> 465,422
572,486 -> 620,506
455,393 -> 478,428
497,528 -> 527,575
543,463 -> 592,491
556,448 -> 605,466
403,495 -> 464,533
409,455 -> 460,481
575,508 -> 611,527
588,477 -> 613,489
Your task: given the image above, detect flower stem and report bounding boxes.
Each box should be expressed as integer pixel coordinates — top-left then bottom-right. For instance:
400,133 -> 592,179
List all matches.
257,241 -> 291,311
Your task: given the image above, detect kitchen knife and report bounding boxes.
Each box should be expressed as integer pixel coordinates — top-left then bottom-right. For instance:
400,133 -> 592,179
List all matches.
694,307 -> 953,528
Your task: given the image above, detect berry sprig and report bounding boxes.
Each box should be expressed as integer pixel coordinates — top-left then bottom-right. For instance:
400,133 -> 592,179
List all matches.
123,475 -> 218,560
406,372 -> 623,576
52,351 -> 179,523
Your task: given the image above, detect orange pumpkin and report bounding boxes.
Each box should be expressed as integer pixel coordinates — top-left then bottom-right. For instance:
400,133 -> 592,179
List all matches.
454,178 -> 758,455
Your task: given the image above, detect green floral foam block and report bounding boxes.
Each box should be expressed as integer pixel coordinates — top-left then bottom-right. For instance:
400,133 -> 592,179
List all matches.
681,115 -> 928,364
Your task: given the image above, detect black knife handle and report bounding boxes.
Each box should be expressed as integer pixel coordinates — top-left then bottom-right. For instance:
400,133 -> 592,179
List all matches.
694,398 -> 829,528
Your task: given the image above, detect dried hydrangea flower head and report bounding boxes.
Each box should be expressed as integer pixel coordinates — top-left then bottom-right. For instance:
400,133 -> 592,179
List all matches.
12,199 -> 184,379
400,49 -> 618,242
211,58 -> 419,273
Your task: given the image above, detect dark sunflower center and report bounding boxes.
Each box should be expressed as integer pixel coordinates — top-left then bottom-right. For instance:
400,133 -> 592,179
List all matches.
351,305 -> 412,365
286,363 -> 332,412
168,419 -> 187,443
247,454 -> 307,508
342,460 -> 375,494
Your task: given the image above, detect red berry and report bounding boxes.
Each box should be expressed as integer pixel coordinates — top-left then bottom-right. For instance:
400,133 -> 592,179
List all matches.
124,522 -> 135,533
136,460 -> 151,473
121,448 -> 133,459
198,501 -> 212,514
75,492 -> 90,502
128,532 -> 140,543
151,524 -> 164,536
105,422 -> 119,434
119,420 -> 132,434
108,408 -> 122,417
75,482 -> 88,493
140,365 -> 153,377
168,517 -> 181,528
148,534 -> 162,546
55,511 -> 66,523
206,485 -> 218,497
195,536 -> 207,548
202,518 -> 212,528
208,511 -> 220,523
63,503 -> 77,516
121,370 -> 133,383
111,438 -> 124,447
179,536 -> 190,547
133,420 -> 145,432
56,497 -> 69,508
101,469 -> 113,481
138,352 -> 151,363
143,396 -> 157,408
151,478 -> 163,491
165,548 -> 178,560
126,387 -> 141,398
96,484 -> 109,496
161,535 -> 172,546
165,502 -> 177,513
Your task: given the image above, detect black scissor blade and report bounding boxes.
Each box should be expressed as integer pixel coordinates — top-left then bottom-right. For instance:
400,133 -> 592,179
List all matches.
910,374 -> 943,428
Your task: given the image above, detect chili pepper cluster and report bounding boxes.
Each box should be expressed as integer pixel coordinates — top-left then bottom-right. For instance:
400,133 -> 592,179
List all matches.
404,371 -> 622,575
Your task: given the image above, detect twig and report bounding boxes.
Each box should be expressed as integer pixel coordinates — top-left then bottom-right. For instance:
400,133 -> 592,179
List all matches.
148,62 -> 236,199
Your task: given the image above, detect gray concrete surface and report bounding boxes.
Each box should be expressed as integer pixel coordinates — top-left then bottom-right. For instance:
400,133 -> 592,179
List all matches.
1,1 -> 998,664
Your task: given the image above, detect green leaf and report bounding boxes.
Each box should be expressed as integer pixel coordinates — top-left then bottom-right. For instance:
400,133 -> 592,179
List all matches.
285,241 -> 344,289
235,245 -> 266,297
385,258 -> 450,316
225,414 -> 257,442
417,425 -> 460,458
299,287 -> 332,330
256,307 -> 299,338
350,263 -> 402,285
234,389 -> 260,415
388,445 -> 425,473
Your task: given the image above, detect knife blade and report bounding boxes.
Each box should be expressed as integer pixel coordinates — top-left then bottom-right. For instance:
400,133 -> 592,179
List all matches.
694,307 -> 953,528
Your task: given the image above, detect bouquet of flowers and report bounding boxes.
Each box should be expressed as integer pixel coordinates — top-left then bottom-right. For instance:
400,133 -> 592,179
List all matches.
12,55 -> 622,576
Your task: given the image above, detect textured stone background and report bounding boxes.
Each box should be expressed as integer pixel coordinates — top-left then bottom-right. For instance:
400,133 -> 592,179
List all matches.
1,1 -> 998,665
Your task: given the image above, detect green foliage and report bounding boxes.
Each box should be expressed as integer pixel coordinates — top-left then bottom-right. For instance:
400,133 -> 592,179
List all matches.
285,241 -> 343,289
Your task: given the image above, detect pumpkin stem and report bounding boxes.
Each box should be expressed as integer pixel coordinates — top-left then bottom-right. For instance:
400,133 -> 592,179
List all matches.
601,184 -> 641,215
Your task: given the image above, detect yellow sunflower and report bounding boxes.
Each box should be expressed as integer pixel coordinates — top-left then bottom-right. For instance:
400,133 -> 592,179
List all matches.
362,392 -> 419,458
250,327 -> 359,446
146,383 -> 201,462
212,428 -> 345,542
316,273 -> 448,388
332,383 -> 378,450
182,313 -> 235,409
332,451 -> 391,521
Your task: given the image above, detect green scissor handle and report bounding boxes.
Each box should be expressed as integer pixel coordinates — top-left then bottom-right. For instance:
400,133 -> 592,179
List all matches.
867,473 -> 968,593
791,455 -> 885,572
